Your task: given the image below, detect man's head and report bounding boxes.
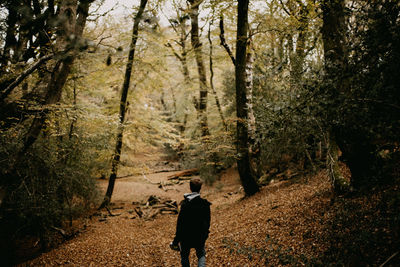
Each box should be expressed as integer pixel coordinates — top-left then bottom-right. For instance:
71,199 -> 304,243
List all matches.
190,177 -> 203,193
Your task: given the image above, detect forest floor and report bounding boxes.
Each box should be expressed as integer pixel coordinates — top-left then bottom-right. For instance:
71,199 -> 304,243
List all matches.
18,152 -> 400,266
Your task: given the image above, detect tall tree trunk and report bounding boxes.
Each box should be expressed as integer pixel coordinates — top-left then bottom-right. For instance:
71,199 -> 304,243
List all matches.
245,44 -> 261,177
188,0 -> 209,138
321,0 -> 350,192
220,11 -> 260,179
236,0 -> 259,196
100,0 -> 148,208
208,20 -> 227,131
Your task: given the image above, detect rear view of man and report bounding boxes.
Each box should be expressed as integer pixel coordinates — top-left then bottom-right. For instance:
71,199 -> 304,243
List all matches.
170,177 -> 211,267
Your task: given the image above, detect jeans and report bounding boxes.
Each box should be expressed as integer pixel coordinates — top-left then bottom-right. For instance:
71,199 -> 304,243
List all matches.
180,244 -> 206,267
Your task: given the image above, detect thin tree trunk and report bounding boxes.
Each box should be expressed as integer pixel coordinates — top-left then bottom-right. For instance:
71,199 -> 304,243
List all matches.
100,0 -> 148,208
188,0 -> 209,138
165,11 -> 191,137
178,20 -> 191,83
236,0 -> 259,196
68,74 -> 78,139
208,20 -> 227,131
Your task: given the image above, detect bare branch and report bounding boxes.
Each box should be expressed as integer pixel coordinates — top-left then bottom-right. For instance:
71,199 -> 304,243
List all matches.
87,2 -> 118,22
219,15 -> 236,66
165,42 -> 183,61
0,54 -> 53,103
278,0 -> 292,17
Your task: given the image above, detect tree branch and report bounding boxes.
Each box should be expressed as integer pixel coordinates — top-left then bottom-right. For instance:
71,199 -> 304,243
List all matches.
165,42 -> 183,61
219,15 -> 236,66
278,0 -> 292,17
0,54 -> 53,103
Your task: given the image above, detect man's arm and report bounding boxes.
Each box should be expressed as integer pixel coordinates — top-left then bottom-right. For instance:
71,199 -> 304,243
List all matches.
173,202 -> 185,245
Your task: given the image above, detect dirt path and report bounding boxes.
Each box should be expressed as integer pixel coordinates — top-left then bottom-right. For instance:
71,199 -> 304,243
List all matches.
20,153 -> 334,266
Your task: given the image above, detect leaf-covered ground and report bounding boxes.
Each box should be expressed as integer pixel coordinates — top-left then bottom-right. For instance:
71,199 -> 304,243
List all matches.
19,160 -> 400,266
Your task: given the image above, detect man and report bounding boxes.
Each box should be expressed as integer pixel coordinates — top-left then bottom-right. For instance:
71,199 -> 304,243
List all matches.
170,177 -> 211,267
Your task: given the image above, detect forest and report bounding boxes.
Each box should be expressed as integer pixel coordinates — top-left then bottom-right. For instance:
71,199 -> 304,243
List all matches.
0,0 -> 399,266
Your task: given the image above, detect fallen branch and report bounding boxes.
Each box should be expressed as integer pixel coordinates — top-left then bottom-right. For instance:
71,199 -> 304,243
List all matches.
152,169 -> 180,173
106,206 -> 121,217
134,207 -> 143,218
142,172 -> 159,185
51,226 -> 66,237
167,168 -> 199,180
160,207 -> 178,214
50,225 -> 82,240
145,209 -> 161,220
379,251 -> 399,267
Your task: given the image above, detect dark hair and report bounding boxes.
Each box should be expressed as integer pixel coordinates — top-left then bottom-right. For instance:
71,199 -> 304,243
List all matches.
190,177 -> 203,192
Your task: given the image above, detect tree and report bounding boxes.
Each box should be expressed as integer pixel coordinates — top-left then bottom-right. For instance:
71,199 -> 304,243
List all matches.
100,0 -> 149,208
188,0 -> 210,138
322,0 -> 400,189
0,1 -> 104,255
1,0 -> 95,202
164,0 -> 192,133
22,0 -> 93,152
219,12 -> 259,175
0,0 -> 93,129
320,0 -> 350,192
235,0 -> 259,196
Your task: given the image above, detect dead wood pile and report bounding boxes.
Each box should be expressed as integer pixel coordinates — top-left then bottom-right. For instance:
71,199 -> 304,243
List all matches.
133,195 -> 178,220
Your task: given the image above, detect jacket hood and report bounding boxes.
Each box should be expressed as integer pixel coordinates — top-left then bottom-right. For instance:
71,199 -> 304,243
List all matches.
184,192 -> 200,202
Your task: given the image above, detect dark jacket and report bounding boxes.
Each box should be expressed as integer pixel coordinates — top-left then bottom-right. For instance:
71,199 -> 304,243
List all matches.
173,193 -> 211,247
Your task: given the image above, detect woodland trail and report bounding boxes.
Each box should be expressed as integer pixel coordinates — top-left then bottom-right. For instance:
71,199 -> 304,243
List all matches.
20,153 -> 334,266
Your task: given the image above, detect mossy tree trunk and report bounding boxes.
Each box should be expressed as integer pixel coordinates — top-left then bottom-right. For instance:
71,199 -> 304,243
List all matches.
321,0 -> 351,192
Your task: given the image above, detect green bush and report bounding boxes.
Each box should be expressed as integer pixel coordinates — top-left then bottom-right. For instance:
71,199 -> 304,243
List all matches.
0,110 -> 112,260
253,57 -> 325,175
